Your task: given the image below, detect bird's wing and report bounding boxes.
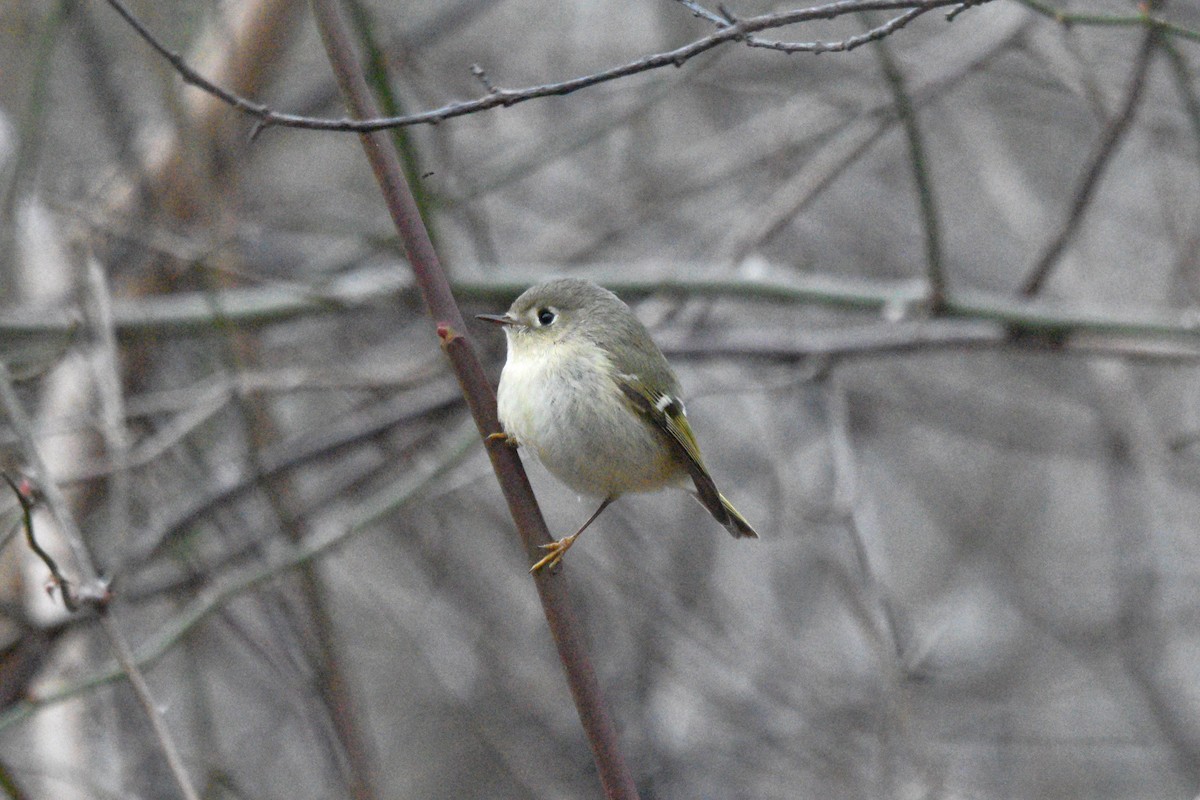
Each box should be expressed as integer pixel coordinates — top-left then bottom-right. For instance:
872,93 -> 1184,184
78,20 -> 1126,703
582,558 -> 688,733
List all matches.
615,373 -> 730,526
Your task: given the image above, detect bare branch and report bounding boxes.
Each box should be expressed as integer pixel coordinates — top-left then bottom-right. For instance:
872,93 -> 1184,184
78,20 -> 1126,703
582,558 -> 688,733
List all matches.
0,362 -> 201,800
96,615 -> 202,800
658,320 -> 1200,362
721,12 -> 1029,262
124,378 -> 462,570
102,0 -> 990,134
746,7 -> 930,53
0,421 -> 476,736
1,474 -> 75,611
4,269 -> 1200,346
1020,29 -> 1159,296
0,363 -> 100,592
307,0 -> 640,795
1013,0 -> 1200,43
871,17 -> 946,310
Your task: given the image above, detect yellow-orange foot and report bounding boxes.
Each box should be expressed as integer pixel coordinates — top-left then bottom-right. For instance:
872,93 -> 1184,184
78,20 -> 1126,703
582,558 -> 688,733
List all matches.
529,534 -> 579,573
486,431 -> 518,447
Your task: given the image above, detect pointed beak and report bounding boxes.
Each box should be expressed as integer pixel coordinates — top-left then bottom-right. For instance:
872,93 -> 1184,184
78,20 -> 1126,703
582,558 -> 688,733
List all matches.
475,313 -> 518,327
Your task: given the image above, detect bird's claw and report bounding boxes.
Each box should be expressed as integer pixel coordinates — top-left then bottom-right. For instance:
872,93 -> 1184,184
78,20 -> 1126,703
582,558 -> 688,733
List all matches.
529,534 -> 577,573
486,431 -> 518,448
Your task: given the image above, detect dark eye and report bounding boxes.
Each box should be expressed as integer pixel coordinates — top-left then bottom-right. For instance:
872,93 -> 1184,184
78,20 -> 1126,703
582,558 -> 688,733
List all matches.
536,308 -> 556,326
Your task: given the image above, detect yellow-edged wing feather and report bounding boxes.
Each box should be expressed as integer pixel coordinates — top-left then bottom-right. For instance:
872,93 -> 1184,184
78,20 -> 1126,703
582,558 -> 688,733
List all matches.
616,375 -> 757,538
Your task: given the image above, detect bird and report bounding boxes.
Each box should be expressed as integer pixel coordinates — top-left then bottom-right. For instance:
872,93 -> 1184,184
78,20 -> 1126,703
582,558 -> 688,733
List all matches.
477,278 -> 757,572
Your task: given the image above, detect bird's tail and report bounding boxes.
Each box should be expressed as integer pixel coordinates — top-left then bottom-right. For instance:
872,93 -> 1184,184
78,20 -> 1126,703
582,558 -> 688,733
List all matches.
716,491 -> 758,539
687,470 -> 759,539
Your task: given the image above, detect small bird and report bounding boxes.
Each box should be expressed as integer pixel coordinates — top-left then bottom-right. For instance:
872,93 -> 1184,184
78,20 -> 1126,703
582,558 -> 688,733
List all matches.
477,278 -> 757,572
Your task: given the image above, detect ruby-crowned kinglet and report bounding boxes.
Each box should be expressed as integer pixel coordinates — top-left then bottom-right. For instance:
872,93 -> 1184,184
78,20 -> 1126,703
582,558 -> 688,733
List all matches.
477,278 -> 757,572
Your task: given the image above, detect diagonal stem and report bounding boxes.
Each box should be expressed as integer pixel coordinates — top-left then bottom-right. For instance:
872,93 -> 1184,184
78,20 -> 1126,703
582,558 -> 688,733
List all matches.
306,1 -> 640,797
871,21 -> 946,310
1019,29 -> 1158,297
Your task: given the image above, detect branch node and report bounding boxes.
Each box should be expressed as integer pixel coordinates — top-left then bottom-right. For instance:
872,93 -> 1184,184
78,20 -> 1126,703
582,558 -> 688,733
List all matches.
249,119 -> 270,142
437,323 -> 460,343
78,577 -> 115,610
945,0 -> 982,21
471,63 -> 499,95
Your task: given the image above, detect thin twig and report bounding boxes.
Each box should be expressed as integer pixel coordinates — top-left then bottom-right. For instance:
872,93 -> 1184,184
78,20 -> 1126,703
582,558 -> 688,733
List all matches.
945,0 -> 984,21
1083,361 -> 1200,778
84,253 -> 135,572
0,363 -> 98,588
656,320 -> 1200,362
0,1 -> 69,274
27,360 -> 448,484
97,615 -> 202,800
124,378 -> 462,570
197,252 -> 382,800
1,474 -> 74,611
824,372 -> 907,664
0,363 -> 201,800
1013,0 -> 1200,43
102,0 -> 987,134
746,6 -> 929,53
673,0 -> 731,27
0,421 -> 476,735
1019,30 -> 1158,296
720,116 -> 893,262
1160,39 -> 1200,164
718,6 -> 1030,262
870,17 -> 946,310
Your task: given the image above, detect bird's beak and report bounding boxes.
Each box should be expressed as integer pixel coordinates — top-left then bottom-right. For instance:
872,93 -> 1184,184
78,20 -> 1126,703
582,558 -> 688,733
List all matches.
475,313 -> 518,327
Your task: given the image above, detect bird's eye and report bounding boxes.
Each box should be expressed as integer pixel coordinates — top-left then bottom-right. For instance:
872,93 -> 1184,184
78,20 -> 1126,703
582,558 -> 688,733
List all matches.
536,308 -> 556,326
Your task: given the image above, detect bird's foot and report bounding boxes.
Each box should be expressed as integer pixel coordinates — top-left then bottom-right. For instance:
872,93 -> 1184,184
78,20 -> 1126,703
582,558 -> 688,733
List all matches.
486,431 -> 518,448
529,533 -> 578,573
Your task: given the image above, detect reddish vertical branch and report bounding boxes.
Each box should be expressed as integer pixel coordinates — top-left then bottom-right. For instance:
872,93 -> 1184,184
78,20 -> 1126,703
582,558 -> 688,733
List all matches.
307,2 -> 640,797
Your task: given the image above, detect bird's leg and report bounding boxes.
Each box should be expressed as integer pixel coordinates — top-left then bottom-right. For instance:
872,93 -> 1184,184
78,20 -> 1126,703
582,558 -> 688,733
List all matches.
530,496 -> 615,574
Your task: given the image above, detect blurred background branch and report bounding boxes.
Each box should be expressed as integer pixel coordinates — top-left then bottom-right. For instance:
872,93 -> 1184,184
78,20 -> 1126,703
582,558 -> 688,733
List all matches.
5,270 -> 1200,342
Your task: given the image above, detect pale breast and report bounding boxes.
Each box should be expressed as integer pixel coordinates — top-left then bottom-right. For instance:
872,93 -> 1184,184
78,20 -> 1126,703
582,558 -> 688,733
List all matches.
496,340 -> 684,497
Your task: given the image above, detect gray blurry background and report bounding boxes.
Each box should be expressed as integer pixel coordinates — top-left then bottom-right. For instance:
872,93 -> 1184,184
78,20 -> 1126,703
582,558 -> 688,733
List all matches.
2,0 -> 1200,797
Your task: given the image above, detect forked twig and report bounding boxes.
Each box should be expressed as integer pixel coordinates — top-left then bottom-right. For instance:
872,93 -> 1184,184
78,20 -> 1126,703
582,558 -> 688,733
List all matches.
1,473 -> 75,611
